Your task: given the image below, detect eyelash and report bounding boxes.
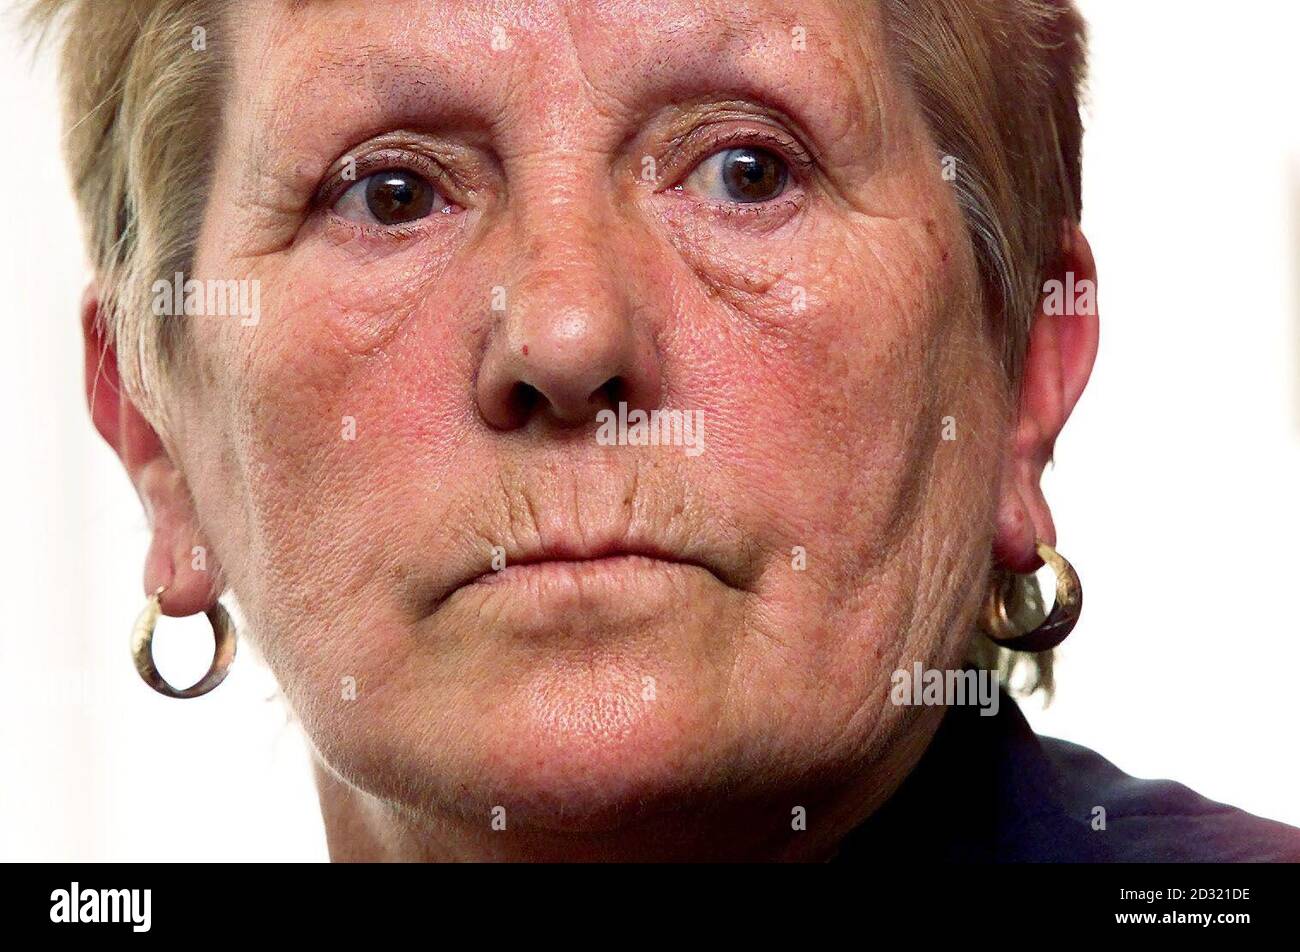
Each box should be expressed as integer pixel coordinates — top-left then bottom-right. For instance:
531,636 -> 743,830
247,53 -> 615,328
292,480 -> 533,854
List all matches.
317,151 -> 462,231
314,124 -> 815,235
661,131 -> 812,227
676,129 -> 814,184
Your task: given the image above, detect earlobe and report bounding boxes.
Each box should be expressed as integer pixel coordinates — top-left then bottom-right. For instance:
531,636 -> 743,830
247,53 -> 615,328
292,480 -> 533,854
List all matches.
137,458 -> 223,617
80,282 -> 223,616
992,223 -> 1100,573
992,479 -> 1040,574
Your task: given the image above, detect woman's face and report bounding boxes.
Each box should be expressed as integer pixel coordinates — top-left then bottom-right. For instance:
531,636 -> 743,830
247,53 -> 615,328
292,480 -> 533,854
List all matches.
176,0 -> 1009,848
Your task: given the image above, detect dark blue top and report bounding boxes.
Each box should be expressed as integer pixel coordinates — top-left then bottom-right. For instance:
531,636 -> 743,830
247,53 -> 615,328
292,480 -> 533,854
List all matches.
834,690 -> 1300,862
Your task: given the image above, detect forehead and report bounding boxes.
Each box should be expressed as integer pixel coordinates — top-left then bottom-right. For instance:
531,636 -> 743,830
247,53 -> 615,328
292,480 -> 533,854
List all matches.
227,0 -> 890,154
252,0 -> 881,77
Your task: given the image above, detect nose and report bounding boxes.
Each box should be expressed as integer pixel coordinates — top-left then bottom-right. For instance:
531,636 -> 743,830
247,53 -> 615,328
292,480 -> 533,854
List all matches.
475,222 -> 662,430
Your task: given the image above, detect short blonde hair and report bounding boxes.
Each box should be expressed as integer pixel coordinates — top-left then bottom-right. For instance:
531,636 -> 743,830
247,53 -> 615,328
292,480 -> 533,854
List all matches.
32,0 -> 1087,697
28,0 -> 229,430
885,0 -> 1087,386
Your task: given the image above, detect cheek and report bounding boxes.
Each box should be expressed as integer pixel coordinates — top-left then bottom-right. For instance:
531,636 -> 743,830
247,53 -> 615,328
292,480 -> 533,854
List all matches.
233,232 -> 491,484
650,195 -> 990,564
640,196 -> 1006,740
196,245 -> 489,644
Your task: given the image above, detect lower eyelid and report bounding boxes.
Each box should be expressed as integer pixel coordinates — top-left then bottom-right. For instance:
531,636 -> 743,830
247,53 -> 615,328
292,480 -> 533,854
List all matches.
655,191 -> 805,236
316,204 -> 467,250
710,195 -> 803,220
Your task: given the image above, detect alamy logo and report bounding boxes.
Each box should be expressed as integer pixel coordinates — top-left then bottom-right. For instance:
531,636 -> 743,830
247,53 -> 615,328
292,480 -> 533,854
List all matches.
891,663 -> 1001,717
49,882 -> 151,933
151,272 -> 261,326
1042,270 -> 1095,316
595,401 -> 705,457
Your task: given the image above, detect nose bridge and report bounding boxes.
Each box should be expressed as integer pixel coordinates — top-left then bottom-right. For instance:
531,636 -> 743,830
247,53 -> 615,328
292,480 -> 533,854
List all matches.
502,84 -> 626,315
515,178 -> 618,308
474,159 -> 661,430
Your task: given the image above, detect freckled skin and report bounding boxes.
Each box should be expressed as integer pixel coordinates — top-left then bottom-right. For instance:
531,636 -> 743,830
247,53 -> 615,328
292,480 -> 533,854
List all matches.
168,0 -> 1024,860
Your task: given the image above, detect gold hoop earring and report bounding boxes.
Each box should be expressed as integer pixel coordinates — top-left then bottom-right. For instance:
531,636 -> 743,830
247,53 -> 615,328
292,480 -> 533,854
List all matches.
979,541 -> 1082,653
130,586 -> 237,698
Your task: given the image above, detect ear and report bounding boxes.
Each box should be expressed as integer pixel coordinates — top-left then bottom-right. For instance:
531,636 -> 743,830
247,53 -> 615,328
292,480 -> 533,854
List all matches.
82,284 -> 222,616
991,224 -> 1100,574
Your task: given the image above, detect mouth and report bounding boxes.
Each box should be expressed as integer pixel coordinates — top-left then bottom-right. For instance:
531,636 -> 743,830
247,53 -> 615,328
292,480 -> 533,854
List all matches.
436,539 -> 738,609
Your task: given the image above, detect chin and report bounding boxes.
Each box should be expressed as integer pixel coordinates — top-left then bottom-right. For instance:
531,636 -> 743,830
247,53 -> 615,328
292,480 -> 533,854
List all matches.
460,685 -> 733,832
317,674 -> 749,835
311,591 -> 759,831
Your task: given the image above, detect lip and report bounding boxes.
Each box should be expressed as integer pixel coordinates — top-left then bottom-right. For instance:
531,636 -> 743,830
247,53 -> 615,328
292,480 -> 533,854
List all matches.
470,553 -> 708,587
437,539 -> 737,608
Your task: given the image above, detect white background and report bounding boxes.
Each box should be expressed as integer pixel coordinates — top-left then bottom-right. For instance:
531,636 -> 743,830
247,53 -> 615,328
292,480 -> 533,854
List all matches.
2,0 -> 1297,860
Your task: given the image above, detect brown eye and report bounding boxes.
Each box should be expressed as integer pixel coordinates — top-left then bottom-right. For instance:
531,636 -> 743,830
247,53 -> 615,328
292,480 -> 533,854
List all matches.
684,146 -> 790,204
333,168 -> 447,225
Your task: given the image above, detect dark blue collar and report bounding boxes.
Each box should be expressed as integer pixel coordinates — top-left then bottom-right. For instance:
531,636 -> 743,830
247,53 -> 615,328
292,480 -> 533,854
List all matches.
833,690 -> 1110,862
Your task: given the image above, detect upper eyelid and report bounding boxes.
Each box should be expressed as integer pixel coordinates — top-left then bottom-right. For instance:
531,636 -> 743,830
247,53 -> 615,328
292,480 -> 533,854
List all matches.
662,123 -> 815,186
314,147 -> 456,210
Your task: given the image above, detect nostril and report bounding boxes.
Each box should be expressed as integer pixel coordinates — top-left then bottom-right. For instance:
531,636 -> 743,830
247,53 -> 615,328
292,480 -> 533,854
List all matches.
591,376 -> 626,411
506,382 -> 541,423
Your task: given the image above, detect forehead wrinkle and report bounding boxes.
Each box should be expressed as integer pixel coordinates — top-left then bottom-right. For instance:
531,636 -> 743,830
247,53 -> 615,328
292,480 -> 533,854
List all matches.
233,3 -> 396,189
555,0 -> 882,157
235,39 -> 475,197
232,0 -> 887,191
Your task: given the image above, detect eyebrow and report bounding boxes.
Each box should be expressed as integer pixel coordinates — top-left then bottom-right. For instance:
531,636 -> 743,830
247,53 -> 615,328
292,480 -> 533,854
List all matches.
242,2 -> 879,182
